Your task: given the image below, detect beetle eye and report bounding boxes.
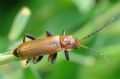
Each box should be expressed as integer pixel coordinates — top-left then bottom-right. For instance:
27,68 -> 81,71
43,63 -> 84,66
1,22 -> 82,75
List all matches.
65,40 -> 70,45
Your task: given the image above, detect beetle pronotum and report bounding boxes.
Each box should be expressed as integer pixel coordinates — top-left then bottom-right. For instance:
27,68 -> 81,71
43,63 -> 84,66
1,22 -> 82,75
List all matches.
13,17 -> 114,65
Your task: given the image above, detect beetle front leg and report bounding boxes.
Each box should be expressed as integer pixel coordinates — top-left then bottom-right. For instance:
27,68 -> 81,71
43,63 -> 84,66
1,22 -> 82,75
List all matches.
62,30 -> 66,36
23,34 -> 36,43
64,50 -> 69,61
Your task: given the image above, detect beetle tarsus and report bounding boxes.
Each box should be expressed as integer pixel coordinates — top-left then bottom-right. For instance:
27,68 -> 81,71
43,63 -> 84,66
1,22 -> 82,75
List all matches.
33,56 -> 43,64
26,59 -> 30,65
64,50 -> 69,61
23,34 -> 36,43
46,31 -> 52,37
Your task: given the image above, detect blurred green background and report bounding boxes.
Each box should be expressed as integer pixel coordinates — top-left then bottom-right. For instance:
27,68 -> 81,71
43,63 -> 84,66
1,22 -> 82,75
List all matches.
0,0 -> 120,79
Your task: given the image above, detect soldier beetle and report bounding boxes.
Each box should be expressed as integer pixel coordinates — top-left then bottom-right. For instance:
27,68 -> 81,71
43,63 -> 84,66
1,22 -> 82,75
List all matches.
13,17 -> 115,65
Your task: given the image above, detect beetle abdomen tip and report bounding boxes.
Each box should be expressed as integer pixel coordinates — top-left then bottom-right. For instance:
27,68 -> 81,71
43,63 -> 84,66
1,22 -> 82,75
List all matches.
13,48 -> 19,57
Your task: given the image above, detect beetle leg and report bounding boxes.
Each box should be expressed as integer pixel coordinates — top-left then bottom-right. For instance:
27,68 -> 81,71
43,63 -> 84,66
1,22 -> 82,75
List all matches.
48,53 -> 57,64
46,31 -> 52,37
33,56 -> 43,64
23,34 -> 36,43
64,50 -> 69,61
22,34 -> 36,65
26,58 -> 31,65
62,30 -> 66,36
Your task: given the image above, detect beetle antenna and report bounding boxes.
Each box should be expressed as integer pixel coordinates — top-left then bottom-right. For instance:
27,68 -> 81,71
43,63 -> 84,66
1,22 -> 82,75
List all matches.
79,45 -> 110,63
80,17 -> 115,41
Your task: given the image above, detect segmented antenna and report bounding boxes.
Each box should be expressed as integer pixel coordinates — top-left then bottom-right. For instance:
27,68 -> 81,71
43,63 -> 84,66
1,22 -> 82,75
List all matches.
79,45 -> 110,63
80,17 -> 115,41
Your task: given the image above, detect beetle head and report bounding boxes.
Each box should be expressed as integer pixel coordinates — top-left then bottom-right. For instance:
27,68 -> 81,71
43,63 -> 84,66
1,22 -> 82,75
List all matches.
60,35 -> 80,49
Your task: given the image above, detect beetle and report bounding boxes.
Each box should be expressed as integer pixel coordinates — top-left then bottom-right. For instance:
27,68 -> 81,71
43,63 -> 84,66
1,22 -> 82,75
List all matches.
13,31 -> 80,64
13,17 -> 114,65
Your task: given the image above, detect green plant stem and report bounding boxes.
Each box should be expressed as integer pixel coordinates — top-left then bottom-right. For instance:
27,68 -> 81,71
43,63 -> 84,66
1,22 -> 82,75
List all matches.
0,51 -> 20,65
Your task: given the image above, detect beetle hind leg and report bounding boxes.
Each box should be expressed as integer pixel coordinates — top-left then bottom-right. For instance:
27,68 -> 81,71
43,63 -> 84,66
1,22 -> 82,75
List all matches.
23,34 -> 36,43
33,56 -> 43,64
26,58 -> 31,65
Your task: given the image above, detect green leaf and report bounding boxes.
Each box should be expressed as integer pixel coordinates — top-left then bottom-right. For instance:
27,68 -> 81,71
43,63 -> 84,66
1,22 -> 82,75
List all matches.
8,6 -> 31,41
